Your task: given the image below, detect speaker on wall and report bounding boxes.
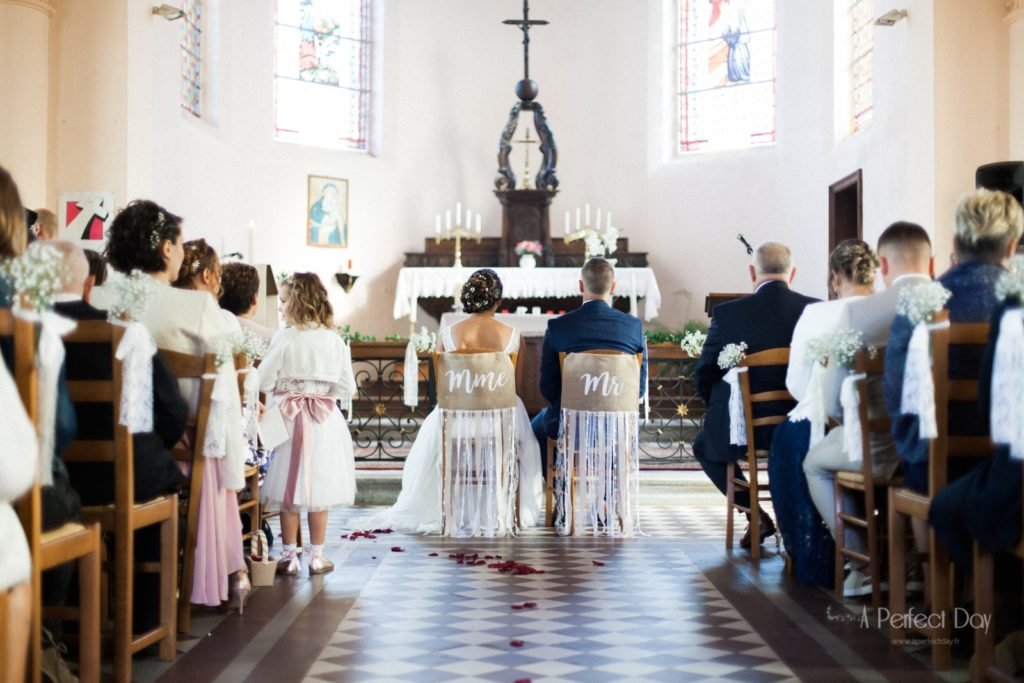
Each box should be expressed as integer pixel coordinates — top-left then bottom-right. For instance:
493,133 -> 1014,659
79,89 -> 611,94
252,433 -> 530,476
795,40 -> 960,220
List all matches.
976,161 -> 1024,206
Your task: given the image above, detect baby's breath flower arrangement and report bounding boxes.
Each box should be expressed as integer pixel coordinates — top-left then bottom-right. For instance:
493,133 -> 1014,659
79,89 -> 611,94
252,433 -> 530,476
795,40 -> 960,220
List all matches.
717,342 -> 747,370
806,333 -> 832,367
996,255 -> 1024,302
235,328 -> 268,365
410,327 -> 437,353
106,270 -> 156,322
0,242 -> 65,311
680,329 -> 707,357
896,282 -> 951,325
829,328 -> 875,369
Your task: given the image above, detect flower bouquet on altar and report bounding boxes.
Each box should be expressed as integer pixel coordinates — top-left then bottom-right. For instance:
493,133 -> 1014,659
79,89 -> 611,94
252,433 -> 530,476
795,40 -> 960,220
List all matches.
515,240 -> 543,268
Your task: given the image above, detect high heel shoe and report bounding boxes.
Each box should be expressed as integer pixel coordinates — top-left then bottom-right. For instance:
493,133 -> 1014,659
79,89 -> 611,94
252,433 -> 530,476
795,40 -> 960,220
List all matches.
277,551 -> 301,576
228,570 -> 251,615
308,553 -> 334,575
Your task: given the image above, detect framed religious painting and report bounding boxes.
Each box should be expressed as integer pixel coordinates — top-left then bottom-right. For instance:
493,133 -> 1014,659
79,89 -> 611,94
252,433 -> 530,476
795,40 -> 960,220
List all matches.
307,175 -> 348,248
58,191 -> 115,245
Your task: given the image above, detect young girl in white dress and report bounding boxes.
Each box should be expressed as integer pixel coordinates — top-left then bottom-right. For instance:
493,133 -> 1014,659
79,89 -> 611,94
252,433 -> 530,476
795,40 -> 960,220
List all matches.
369,269 -> 544,533
260,273 -> 356,575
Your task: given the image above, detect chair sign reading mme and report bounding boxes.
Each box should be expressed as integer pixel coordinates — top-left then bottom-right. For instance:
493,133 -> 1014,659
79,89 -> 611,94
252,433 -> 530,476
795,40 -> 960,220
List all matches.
437,352 -> 518,411
561,352 -> 641,412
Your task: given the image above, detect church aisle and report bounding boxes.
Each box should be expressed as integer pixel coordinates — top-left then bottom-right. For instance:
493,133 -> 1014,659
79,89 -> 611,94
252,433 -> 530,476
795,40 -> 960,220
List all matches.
143,499 -> 949,683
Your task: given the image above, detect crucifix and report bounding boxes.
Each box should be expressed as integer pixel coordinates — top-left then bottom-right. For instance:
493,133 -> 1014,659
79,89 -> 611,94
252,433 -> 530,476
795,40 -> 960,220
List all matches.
513,127 -> 539,189
503,0 -> 548,81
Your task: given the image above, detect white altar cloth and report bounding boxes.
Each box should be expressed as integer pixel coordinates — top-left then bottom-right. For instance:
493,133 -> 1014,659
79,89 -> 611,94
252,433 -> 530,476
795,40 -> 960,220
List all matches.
394,267 -> 662,322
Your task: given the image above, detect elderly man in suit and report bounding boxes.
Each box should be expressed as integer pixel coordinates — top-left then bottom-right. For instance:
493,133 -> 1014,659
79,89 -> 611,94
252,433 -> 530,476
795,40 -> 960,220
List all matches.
694,242 -> 818,549
805,223 -> 933,596
531,258 -> 648,470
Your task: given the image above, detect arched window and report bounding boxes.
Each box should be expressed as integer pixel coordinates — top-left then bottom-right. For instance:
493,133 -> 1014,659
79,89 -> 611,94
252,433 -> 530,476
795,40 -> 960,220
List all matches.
676,0 -> 776,153
274,0 -> 373,152
181,0 -> 202,118
849,0 -> 874,132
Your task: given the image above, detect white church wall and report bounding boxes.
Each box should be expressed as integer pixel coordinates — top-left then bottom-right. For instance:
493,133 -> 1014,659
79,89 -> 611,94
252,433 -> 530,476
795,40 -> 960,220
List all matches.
40,0 -> 1012,334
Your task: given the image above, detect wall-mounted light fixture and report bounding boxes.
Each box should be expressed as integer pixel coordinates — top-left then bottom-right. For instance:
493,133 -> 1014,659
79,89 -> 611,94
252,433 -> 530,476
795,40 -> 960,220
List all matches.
152,4 -> 185,21
874,9 -> 908,26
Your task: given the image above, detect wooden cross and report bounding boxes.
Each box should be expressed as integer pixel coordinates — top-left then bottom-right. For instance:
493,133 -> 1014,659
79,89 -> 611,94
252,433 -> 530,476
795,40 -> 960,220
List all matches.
502,0 -> 548,80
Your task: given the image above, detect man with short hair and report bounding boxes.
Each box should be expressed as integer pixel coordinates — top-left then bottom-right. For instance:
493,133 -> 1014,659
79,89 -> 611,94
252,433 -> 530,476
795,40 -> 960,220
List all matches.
806,222 -> 934,596
694,241 -> 818,549
531,258 -> 648,470
47,240 -> 100,316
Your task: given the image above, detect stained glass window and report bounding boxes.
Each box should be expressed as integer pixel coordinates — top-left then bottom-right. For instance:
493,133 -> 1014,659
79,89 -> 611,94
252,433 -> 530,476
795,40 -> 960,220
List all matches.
850,0 -> 874,131
677,0 -> 776,153
274,0 -> 373,152
181,0 -> 202,118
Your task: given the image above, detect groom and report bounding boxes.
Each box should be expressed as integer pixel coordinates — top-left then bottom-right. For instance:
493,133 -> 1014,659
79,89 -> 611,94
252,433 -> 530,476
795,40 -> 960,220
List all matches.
531,258 -> 648,471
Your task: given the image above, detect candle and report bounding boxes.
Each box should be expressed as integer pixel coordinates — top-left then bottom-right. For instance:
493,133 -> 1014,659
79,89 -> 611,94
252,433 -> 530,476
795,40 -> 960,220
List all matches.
564,211 -> 570,235
446,210 -> 452,231
586,204 -> 591,227
575,208 -> 581,231
247,219 -> 255,261
435,214 -> 441,235
456,202 -> 462,227
465,209 -> 472,232
410,291 -> 417,323
607,212 -> 612,230
476,214 -> 481,233
596,208 -> 603,232
347,259 -> 353,271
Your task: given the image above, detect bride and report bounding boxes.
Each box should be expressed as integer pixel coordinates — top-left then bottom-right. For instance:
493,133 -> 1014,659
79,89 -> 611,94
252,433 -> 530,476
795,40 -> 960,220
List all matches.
371,269 -> 545,533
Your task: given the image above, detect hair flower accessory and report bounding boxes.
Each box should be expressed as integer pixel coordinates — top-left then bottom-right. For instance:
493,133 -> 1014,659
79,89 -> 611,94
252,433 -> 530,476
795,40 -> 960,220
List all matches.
897,282 -> 952,325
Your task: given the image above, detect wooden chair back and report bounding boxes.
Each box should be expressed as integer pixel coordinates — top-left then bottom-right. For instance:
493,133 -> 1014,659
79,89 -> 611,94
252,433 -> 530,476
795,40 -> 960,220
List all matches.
1,309 -> 101,682
727,347 -> 792,560
159,347 -> 219,634
63,321 -> 179,678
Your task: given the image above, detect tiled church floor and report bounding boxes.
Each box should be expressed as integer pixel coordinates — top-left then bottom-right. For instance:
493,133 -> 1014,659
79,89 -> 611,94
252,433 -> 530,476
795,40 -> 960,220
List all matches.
138,487 -> 958,683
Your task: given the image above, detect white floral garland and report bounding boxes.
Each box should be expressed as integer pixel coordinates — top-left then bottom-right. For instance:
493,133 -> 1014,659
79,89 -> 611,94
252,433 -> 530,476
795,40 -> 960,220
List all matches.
717,341 -> 747,370
996,255 -> 1024,302
409,326 -> 437,353
0,242 -> 65,311
679,329 -> 706,357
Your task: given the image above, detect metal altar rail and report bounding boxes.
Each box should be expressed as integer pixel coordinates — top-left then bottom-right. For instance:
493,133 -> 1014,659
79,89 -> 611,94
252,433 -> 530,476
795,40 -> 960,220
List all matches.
348,342 -> 704,464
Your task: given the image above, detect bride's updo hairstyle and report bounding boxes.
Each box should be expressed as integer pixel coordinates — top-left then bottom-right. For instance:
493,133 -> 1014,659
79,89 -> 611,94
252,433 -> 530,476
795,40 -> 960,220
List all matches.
283,272 -> 334,328
173,239 -> 219,290
829,239 -> 878,287
461,269 -> 503,313
105,199 -> 182,274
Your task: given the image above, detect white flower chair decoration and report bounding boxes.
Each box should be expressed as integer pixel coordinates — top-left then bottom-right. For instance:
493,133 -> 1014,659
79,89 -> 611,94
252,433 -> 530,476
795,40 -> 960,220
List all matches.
554,350 -> 643,537
434,350 -> 520,538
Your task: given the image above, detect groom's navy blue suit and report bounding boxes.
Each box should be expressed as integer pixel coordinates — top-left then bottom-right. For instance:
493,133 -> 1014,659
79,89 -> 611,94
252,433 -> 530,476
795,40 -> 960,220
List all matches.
531,299 -> 648,470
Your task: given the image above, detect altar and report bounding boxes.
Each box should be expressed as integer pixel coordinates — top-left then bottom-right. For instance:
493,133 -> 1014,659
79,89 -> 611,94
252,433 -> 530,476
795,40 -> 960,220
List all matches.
394,266 -> 662,323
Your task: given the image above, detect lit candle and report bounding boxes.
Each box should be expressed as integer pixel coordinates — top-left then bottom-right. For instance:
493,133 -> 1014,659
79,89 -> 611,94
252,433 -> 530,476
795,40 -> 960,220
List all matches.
456,202 -> 462,227
596,208 -> 603,232
446,210 -> 452,231
435,214 -> 441,235
576,208 -> 581,231
564,211 -> 570,235
476,214 -> 481,233
586,204 -> 591,227
247,220 -> 255,261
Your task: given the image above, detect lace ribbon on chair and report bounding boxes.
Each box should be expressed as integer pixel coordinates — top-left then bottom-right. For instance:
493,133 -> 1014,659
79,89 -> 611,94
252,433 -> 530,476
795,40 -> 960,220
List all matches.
990,307 -> 1024,461
113,320 -> 156,434
725,367 -> 747,446
440,408 -> 518,538
900,320 -> 948,439
238,366 -> 261,444
787,361 -> 828,447
403,340 -> 419,407
22,309 -> 76,485
840,372 -> 866,462
555,409 -> 641,537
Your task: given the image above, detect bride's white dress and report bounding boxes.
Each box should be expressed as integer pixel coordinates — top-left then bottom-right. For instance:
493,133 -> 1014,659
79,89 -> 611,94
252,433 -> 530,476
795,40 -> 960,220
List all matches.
369,325 -> 545,533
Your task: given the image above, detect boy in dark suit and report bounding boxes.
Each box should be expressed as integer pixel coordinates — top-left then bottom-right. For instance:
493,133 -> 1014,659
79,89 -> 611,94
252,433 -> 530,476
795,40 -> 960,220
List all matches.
694,242 -> 818,549
531,258 -> 648,469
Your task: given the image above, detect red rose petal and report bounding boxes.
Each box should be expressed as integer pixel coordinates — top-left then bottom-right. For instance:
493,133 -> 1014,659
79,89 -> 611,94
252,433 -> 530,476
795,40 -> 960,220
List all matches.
429,552 -> 439,557
592,560 -> 605,566
514,679 -> 532,683
390,546 -> 404,552
523,601 -> 537,608
511,604 -> 524,610
510,640 -> 525,647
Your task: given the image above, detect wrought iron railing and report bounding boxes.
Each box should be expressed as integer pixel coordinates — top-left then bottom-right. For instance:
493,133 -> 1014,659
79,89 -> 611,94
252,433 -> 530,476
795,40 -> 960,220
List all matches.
348,341 -> 704,464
